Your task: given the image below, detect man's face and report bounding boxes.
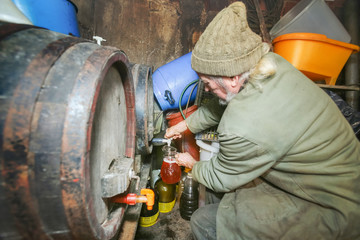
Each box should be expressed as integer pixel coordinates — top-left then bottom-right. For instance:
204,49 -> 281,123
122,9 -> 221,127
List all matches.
198,74 -> 229,101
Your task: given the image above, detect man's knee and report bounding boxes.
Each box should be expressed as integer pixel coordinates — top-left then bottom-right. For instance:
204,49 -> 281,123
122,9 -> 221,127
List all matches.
190,204 -> 218,240
190,206 -> 205,229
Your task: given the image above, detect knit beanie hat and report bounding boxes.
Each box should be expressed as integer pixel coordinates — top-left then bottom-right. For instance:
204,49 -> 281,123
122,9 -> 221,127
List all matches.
191,1 -> 264,77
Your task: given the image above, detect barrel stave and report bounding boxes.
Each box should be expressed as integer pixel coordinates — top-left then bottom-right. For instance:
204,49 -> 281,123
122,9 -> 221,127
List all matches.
0,26 -> 79,240
131,64 -> 154,156
0,22 -> 138,240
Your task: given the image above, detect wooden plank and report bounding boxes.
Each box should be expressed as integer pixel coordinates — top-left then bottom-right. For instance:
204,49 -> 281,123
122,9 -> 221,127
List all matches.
253,0 -> 272,44
316,84 -> 360,91
117,159 -> 151,240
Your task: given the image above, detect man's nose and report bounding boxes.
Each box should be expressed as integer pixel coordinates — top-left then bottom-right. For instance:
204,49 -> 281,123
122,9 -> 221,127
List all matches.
204,86 -> 210,92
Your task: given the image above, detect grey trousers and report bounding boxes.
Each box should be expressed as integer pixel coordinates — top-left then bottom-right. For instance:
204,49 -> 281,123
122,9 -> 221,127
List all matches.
190,188 -> 223,240
190,203 -> 218,240
189,179 -> 347,240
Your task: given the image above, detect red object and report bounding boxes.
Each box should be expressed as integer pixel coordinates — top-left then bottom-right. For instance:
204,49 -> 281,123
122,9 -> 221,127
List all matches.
111,189 -> 155,210
112,193 -> 138,205
160,158 -> 182,184
166,105 -> 200,161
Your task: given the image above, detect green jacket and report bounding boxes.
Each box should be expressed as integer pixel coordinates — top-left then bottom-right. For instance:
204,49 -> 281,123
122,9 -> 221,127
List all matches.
186,53 -> 360,239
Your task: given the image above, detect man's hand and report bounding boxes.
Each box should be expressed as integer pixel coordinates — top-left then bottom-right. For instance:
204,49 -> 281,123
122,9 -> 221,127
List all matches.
175,152 -> 197,169
165,120 -> 188,139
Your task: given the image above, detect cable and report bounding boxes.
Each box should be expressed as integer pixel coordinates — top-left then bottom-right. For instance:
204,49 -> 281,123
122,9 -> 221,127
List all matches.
184,81 -> 199,117
178,79 -> 199,119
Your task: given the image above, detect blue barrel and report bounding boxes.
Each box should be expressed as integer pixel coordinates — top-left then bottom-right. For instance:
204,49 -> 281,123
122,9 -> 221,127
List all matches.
153,52 -> 199,111
12,0 -> 80,37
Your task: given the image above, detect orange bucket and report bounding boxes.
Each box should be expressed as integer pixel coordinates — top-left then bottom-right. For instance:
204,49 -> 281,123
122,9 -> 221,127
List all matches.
166,105 -> 199,161
273,33 -> 359,85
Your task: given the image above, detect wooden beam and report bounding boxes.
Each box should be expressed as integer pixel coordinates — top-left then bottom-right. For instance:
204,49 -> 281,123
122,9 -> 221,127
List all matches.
117,159 -> 151,240
316,84 -> 360,91
253,0 -> 272,45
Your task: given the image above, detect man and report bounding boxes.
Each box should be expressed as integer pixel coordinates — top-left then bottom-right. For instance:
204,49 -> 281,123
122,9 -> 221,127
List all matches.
165,2 -> 360,240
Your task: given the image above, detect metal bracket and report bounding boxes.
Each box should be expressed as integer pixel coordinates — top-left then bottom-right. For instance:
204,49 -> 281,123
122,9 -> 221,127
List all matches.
101,156 -> 135,198
164,90 -> 175,105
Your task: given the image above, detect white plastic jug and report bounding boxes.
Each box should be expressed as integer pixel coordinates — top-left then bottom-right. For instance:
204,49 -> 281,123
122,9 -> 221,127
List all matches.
196,140 -> 220,161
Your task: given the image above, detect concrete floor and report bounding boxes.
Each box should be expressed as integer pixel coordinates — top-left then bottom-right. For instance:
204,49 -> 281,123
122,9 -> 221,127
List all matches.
135,201 -> 194,240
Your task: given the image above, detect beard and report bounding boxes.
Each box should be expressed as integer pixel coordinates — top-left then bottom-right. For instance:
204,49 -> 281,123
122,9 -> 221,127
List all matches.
218,91 -> 237,106
217,73 -> 249,106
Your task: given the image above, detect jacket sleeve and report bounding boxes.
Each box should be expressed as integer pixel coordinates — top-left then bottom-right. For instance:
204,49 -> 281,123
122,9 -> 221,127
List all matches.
192,133 -> 276,192
185,97 -> 226,133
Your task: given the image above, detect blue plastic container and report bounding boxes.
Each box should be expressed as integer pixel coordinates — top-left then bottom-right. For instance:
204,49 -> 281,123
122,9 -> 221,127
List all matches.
153,52 -> 199,111
12,0 -> 80,37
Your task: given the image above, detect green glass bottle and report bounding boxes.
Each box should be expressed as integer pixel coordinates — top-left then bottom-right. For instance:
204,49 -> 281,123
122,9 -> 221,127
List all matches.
155,179 -> 176,213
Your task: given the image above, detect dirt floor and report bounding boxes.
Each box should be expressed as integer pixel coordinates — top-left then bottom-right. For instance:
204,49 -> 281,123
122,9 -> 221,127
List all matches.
135,201 -> 194,240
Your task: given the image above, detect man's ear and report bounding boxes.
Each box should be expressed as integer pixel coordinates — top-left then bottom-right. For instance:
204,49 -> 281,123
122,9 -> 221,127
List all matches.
230,75 -> 240,87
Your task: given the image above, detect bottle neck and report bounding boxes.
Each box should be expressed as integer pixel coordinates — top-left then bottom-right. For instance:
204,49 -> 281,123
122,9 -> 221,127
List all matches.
163,157 -> 176,163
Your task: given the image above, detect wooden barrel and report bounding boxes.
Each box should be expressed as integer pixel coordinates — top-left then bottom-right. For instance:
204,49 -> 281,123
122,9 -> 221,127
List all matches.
0,22 -> 136,240
130,64 -> 154,156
